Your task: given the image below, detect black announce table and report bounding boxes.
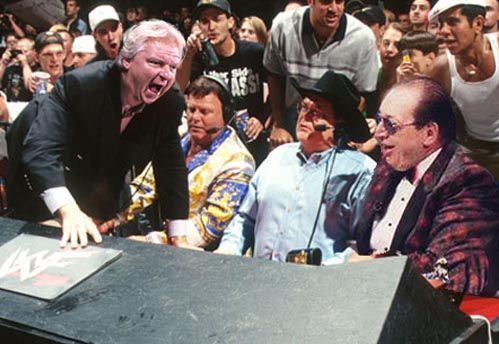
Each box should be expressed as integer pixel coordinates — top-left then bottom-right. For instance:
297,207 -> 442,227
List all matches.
0,217 -> 485,343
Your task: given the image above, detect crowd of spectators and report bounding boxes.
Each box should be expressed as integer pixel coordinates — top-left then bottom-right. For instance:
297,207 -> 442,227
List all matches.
0,0 -> 499,298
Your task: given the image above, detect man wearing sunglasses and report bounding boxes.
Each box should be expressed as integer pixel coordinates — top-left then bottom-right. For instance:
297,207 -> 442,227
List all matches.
352,77 -> 499,296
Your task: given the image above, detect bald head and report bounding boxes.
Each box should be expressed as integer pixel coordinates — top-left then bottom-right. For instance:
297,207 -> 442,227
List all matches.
389,77 -> 456,144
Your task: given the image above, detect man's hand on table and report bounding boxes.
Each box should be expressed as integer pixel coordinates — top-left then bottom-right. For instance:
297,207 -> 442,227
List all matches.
58,203 -> 102,248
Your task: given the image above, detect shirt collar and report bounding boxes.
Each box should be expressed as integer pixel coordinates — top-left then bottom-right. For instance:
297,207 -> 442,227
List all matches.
181,126 -> 232,172
297,146 -> 335,165
121,103 -> 145,118
410,148 -> 442,184
302,7 -> 347,45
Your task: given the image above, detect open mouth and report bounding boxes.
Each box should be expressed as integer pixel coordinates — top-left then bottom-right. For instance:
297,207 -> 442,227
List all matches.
325,15 -> 338,23
109,42 -> 118,50
147,82 -> 163,96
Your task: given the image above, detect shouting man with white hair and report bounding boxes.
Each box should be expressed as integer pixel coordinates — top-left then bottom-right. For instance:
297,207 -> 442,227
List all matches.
7,20 -> 189,249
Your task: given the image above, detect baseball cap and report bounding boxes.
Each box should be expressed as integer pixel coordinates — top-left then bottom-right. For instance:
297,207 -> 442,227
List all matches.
192,0 -> 231,19
89,5 -> 120,32
345,0 -> 366,14
34,31 -> 64,53
429,0 -> 485,22
72,35 -> 97,54
354,5 -> 386,26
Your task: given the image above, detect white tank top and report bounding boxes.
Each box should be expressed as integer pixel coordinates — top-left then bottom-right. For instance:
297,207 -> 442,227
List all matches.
447,33 -> 499,142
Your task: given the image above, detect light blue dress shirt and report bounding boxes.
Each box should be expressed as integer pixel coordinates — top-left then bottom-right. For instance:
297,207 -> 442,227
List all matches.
219,143 -> 376,265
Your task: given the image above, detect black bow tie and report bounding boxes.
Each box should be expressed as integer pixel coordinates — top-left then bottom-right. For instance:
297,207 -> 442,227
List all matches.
404,167 -> 417,184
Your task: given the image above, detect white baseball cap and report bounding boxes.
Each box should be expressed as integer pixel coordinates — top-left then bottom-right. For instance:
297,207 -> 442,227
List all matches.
72,35 -> 97,54
88,5 -> 120,32
429,0 -> 486,22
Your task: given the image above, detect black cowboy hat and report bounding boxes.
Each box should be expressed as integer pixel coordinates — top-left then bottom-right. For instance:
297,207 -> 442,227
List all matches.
291,70 -> 371,143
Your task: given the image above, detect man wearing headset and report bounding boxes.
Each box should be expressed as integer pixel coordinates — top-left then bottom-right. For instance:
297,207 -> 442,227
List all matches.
216,71 -> 375,265
100,75 -> 255,250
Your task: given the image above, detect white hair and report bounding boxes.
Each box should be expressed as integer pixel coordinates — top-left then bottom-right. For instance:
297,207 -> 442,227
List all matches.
117,20 -> 186,67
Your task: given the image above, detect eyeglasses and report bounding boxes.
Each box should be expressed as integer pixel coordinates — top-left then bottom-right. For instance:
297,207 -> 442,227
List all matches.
376,113 -> 424,135
297,100 -> 331,120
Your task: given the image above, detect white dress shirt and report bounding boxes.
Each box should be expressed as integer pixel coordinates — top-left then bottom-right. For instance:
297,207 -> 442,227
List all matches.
370,148 -> 442,254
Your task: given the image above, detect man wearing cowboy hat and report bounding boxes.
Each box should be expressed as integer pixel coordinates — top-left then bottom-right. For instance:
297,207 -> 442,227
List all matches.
216,70 -> 375,265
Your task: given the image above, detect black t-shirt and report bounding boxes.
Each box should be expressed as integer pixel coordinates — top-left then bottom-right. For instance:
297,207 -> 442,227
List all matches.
191,40 -> 267,123
1,64 -> 33,102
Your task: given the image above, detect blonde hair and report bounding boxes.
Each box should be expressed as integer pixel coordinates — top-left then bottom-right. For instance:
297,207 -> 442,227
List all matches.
241,16 -> 268,46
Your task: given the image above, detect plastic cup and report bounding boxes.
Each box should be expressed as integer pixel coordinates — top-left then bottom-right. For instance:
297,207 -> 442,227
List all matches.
32,71 -> 50,95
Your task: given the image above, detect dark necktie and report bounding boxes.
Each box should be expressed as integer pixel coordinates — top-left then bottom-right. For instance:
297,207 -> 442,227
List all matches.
404,167 -> 417,184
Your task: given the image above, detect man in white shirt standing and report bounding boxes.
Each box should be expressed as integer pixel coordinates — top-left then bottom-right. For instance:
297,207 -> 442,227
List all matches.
428,0 -> 499,178
352,77 -> 499,296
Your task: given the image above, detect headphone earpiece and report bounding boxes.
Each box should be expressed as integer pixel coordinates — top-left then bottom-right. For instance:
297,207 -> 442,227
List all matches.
201,74 -> 234,123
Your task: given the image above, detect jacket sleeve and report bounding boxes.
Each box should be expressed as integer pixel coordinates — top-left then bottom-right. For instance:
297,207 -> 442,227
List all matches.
21,74 -> 78,194
407,168 -> 499,295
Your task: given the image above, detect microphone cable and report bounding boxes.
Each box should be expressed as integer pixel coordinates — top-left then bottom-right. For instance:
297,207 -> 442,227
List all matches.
306,126 -> 348,250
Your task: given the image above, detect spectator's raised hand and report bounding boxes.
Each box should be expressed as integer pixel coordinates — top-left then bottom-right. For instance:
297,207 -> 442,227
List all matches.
269,125 -> 294,148
26,75 -> 36,94
186,23 -> 203,57
1,49 -> 12,66
15,51 -> 27,65
366,118 -> 377,135
396,60 -> 417,82
245,117 -> 264,141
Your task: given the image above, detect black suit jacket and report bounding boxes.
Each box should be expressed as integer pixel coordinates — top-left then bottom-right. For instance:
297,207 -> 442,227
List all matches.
7,61 -> 188,222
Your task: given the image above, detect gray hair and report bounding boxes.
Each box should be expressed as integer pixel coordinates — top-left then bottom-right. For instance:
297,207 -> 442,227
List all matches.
117,20 -> 186,68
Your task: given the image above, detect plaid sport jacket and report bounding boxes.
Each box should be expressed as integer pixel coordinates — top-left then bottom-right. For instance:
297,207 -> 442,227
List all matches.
355,142 -> 499,295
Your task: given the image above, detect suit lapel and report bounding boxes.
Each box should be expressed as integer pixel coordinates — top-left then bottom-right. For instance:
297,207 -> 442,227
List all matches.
390,143 -> 456,253
97,64 -> 122,180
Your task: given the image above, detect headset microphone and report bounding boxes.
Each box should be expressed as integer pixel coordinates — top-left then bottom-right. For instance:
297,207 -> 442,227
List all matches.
205,127 -> 222,134
313,124 -> 330,132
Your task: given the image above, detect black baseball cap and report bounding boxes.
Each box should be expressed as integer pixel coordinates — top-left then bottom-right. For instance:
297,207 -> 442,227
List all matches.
193,0 -> 231,19
34,31 -> 64,53
354,6 -> 386,26
345,0 -> 366,14
291,71 -> 371,143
